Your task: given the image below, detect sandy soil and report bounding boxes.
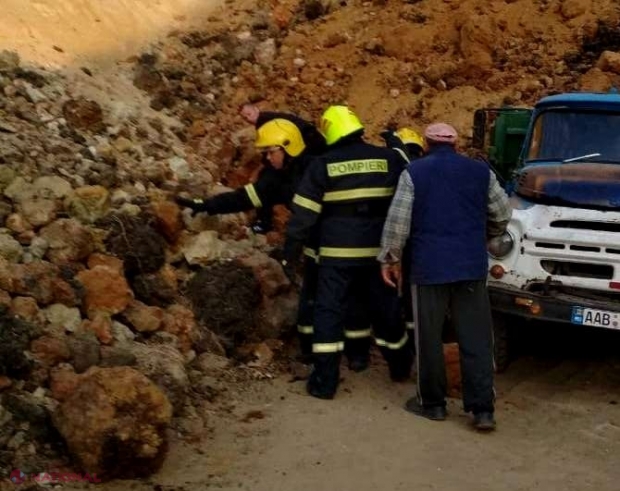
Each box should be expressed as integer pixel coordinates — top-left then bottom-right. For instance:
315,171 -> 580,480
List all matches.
66,322 -> 620,491
0,0 -> 230,67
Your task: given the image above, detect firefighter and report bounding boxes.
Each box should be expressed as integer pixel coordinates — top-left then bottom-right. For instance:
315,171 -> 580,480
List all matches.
282,105 -> 413,399
175,118 -> 308,223
239,104 -> 326,233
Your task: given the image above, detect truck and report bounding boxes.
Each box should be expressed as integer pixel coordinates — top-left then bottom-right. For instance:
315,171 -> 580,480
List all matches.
472,91 -> 620,371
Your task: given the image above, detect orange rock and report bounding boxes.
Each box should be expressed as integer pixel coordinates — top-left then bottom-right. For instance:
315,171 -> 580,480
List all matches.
188,119 -> 208,138
162,304 -> 197,352
87,253 -> 124,275
151,201 -> 183,243
50,276 -> 81,307
81,312 -> 113,345
31,335 -> 71,367
52,366 -> 172,479
50,366 -> 81,401
124,300 -> 165,333
76,265 -> 133,317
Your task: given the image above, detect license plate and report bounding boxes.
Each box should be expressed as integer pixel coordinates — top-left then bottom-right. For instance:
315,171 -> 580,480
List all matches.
571,307 -> 620,329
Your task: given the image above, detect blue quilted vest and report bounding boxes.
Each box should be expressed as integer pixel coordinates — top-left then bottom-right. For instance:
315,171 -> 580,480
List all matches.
407,145 -> 490,285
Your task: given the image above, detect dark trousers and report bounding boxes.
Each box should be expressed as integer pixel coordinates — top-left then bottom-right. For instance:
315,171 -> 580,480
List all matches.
297,259 -> 372,362
412,279 -> 495,413
311,264 -> 412,395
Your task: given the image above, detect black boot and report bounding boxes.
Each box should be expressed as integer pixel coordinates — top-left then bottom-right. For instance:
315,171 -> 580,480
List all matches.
473,412 -> 496,431
404,397 -> 447,421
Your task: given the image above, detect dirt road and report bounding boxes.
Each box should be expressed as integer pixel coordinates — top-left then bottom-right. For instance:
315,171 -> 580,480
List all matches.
66,322 -> 620,491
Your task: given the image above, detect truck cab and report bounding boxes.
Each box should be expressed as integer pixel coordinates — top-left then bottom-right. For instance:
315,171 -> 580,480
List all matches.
473,93 -> 620,370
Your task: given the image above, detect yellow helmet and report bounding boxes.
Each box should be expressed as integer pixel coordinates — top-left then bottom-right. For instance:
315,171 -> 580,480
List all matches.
255,119 -> 306,157
395,127 -> 424,148
320,106 -> 364,145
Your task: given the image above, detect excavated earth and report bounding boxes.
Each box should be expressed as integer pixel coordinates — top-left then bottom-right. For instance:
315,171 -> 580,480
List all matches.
1,0 -> 620,489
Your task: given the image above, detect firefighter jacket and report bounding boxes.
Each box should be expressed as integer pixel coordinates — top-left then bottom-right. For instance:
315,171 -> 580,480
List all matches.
256,111 -> 327,156
190,153 -> 312,215
284,136 -> 404,266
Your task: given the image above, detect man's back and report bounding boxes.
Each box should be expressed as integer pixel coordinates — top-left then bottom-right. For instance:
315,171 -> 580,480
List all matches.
407,145 -> 490,284
290,138 -> 403,265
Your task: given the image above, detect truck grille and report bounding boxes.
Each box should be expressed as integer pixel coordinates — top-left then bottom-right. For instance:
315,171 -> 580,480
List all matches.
550,220 -> 620,233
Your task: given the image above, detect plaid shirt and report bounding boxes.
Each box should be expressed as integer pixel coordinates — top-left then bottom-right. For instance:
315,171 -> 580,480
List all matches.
378,169 -> 512,263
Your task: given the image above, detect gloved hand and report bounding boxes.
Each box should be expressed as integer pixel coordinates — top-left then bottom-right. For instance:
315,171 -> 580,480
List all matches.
175,195 -> 208,213
379,129 -> 396,145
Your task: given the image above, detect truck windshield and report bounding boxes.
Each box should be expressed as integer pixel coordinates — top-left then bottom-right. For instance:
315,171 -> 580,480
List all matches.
526,110 -> 620,163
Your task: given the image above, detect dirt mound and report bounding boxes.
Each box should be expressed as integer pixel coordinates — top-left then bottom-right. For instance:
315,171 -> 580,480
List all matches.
185,263 -> 262,352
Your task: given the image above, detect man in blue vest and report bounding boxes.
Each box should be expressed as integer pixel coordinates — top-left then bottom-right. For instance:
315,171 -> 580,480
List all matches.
378,122 -> 512,431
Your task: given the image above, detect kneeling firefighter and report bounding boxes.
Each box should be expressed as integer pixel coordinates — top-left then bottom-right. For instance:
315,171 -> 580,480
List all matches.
282,105 -> 413,399
175,118 -> 309,220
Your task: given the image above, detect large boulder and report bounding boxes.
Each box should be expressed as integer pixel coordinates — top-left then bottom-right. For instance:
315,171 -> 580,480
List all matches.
52,367 -> 172,479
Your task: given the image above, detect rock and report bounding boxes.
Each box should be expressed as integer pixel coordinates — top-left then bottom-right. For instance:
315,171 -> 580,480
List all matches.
579,68 -> 612,92
161,304 -> 197,352
4,177 -> 36,203
123,300 -> 165,333
68,331 -> 101,373
254,38 -> 277,66
64,185 -> 111,224
52,367 -> 172,479
0,167 -> 16,192
237,252 -> 290,297
129,343 -> 189,412
86,252 -> 124,274
16,197 -> 57,228
0,259 -> 69,305
0,375 -> 12,390
185,262 -> 261,348
77,265 -> 133,317
0,233 -> 23,262
0,201 -> 13,223
0,309 -> 37,378
459,16 -> 496,68
3,392 -> 49,429
111,320 -> 136,344
560,0 -> 587,20
256,291 -> 298,339
193,352 -> 230,374
0,50 -> 20,71
79,312 -> 112,346
32,176 -> 73,199
182,230 -> 253,265
39,218 -> 94,265
50,366 -> 81,401
10,296 -> 41,324
99,213 -> 166,276
30,335 -> 71,367
99,345 -> 137,368
151,200 -> 182,243
6,213 -> 33,234
62,98 -> 104,132
596,50 -> 620,75
131,267 -> 178,307
44,304 -> 81,333
168,156 -> 190,180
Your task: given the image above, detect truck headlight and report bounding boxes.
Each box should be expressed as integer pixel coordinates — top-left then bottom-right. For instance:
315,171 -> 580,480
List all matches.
487,231 -> 514,259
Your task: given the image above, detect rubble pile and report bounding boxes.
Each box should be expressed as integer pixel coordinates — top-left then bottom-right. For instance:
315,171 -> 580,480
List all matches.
2,0 -> 620,481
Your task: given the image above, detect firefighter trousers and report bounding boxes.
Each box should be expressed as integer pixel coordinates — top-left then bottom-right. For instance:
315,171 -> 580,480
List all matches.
296,258 -> 372,363
412,280 -> 495,413
310,263 -> 412,396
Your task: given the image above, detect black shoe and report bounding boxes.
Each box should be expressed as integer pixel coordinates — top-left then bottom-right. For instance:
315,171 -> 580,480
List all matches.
306,381 -> 335,400
404,397 -> 447,421
473,412 -> 496,432
348,357 -> 369,373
